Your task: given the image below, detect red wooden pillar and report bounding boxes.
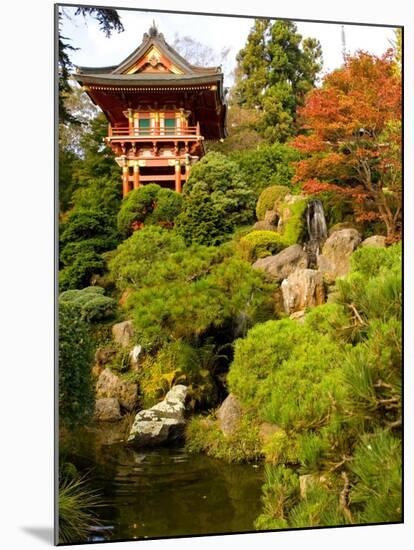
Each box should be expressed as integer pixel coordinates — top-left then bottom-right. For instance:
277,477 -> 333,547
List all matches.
175,161 -> 182,193
122,165 -> 129,197
133,162 -> 140,190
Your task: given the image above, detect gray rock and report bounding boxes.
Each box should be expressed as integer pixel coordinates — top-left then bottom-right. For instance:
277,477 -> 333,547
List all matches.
281,268 -> 325,314
317,229 -> 362,280
112,320 -> 134,348
253,244 -> 308,282
93,397 -> 121,422
96,368 -> 138,411
128,385 -> 188,447
361,235 -> 386,248
216,394 -> 243,436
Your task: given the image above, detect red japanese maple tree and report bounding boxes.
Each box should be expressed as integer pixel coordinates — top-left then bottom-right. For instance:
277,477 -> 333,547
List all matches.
292,51 -> 402,239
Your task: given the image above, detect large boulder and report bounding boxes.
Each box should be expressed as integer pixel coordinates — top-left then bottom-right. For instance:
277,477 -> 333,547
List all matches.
128,385 -> 187,447
253,244 -> 308,282
317,229 -> 361,280
96,368 -> 138,411
216,394 -> 243,436
281,268 -> 325,314
112,320 -> 134,348
361,235 -> 386,248
93,397 -> 121,422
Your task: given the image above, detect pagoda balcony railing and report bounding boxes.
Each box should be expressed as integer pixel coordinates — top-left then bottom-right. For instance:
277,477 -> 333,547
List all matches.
107,122 -> 202,140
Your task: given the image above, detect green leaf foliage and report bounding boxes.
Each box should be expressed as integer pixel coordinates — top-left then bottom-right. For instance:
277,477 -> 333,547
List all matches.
59,302 -> 94,429
136,340 -> 218,410
174,189 -> 234,246
221,242 -> 401,528
175,152 -> 256,245
123,245 -> 274,349
59,286 -> 115,322
349,430 -> 402,523
59,208 -> 119,290
238,230 -> 287,262
117,184 -> 183,237
230,143 -> 301,198
108,226 -> 186,291
233,19 -> 322,142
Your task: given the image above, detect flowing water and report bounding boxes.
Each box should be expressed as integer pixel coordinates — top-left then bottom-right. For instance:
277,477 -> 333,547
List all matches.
305,199 -> 328,267
61,422 -> 264,543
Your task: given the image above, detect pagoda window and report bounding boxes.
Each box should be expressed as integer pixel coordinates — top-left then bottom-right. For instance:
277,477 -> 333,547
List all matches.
164,117 -> 176,134
138,117 -> 151,134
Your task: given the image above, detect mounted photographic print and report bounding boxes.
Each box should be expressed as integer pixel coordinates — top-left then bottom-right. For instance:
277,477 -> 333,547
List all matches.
56,3 -> 403,545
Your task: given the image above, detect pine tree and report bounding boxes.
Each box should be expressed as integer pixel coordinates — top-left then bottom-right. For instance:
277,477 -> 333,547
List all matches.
232,19 -> 322,142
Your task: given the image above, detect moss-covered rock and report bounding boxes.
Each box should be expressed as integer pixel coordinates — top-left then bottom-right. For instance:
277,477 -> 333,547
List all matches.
256,185 -> 290,220
238,230 -> 287,262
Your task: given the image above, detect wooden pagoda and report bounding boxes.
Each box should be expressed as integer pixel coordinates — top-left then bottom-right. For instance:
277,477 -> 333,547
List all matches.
74,24 -> 227,196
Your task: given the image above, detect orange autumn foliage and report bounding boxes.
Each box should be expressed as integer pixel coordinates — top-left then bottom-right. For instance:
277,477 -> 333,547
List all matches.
291,50 -> 402,238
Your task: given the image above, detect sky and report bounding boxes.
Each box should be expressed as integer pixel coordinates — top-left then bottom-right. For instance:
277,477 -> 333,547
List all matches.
60,6 -> 397,87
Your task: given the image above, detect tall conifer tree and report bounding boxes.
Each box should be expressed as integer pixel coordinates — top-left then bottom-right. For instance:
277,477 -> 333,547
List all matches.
232,19 -> 322,142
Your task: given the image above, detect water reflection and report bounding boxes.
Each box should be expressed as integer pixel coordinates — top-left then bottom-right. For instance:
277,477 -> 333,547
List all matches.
62,422 -> 264,543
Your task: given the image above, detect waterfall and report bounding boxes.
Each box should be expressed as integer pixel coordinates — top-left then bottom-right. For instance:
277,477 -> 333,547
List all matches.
305,199 -> 327,268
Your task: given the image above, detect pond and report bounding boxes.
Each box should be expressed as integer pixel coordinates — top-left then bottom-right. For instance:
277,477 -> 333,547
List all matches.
61,421 -> 264,543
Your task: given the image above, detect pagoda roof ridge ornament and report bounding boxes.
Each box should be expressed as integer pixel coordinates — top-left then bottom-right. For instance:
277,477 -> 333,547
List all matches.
143,20 -> 164,41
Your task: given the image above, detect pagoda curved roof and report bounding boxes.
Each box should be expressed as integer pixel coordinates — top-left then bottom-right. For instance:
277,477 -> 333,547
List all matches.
75,24 -> 222,78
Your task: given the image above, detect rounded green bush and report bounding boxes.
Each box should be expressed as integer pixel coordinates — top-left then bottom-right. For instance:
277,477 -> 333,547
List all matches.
256,185 -> 290,220
59,286 -> 115,322
117,184 -> 182,236
238,230 -> 287,262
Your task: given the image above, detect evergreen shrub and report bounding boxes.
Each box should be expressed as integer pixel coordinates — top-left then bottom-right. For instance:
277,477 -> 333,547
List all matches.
59,302 -> 94,428
117,184 -> 183,236
59,286 -> 115,322
238,230 -> 287,262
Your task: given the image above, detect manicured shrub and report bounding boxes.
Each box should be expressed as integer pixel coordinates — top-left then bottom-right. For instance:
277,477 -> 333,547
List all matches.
151,188 -> 183,227
108,226 -> 186,291
256,185 -> 289,220
59,249 -> 106,292
59,302 -> 94,428
229,319 -> 345,431
125,248 -> 273,349
59,208 -> 119,291
183,151 -> 256,227
117,184 -> 183,236
350,241 -> 401,278
59,286 -> 115,322
174,189 -> 234,246
238,230 -> 287,262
